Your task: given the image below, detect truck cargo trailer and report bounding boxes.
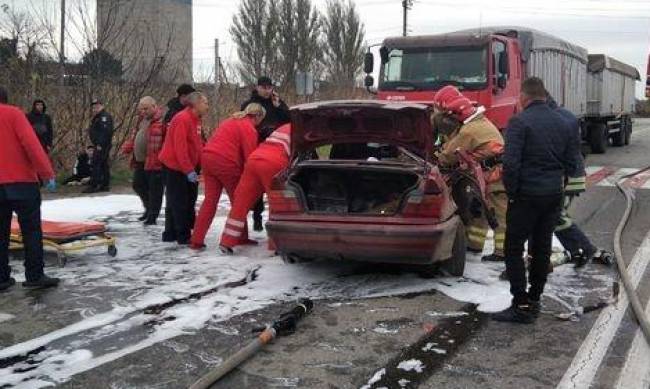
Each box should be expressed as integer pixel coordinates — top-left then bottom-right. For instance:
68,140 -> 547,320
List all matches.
364,26 -> 639,154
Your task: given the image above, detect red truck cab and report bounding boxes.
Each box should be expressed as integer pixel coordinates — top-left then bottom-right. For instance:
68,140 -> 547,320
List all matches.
367,32 -> 523,129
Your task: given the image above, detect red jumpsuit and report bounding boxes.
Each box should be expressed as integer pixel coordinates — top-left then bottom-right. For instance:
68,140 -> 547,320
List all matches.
191,116 -> 259,247
220,124 -> 291,249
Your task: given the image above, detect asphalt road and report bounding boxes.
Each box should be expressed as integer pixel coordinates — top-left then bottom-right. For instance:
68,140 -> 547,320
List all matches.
3,119 -> 650,389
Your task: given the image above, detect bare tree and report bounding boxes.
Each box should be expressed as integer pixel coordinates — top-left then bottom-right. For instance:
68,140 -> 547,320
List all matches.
277,0 -> 321,87
230,0 -> 281,84
321,0 -> 365,88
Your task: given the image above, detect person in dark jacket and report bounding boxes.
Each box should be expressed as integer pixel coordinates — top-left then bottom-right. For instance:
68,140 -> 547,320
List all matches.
240,76 -> 291,231
84,99 -> 114,193
0,86 -> 60,290
26,99 -> 54,153
493,77 -> 579,324
63,146 -> 94,185
164,84 -> 196,127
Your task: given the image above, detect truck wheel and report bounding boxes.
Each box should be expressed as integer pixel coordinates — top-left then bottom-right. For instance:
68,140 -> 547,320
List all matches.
589,123 -> 608,154
440,222 -> 467,277
612,120 -> 625,147
624,117 -> 632,145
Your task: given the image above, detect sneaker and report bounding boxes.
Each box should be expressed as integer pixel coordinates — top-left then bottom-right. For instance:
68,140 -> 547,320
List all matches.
482,254 -> 505,262
253,218 -> 264,232
219,245 -> 234,255
23,275 -> 60,289
0,277 -> 16,292
189,242 -> 206,251
492,303 -> 535,324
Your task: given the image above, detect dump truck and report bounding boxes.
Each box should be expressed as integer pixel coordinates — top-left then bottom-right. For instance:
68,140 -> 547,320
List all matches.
363,26 -> 640,154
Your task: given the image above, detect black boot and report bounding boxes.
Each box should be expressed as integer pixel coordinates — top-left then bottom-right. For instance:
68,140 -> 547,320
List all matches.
82,186 -> 99,194
138,212 -> 148,222
253,217 -> 264,232
219,245 -> 234,255
23,275 -> 60,289
0,277 -> 16,292
593,250 -> 614,266
492,303 -> 535,324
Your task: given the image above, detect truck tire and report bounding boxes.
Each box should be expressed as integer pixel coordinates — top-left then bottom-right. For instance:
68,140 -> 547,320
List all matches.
589,123 -> 608,154
624,117 -> 632,145
612,118 -> 626,147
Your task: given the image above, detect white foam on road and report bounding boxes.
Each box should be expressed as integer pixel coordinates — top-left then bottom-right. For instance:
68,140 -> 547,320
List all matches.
557,230 -> 650,389
1,195 -> 607,388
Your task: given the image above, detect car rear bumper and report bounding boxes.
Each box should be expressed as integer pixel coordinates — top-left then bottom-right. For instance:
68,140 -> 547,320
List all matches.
266,216 -> 460,265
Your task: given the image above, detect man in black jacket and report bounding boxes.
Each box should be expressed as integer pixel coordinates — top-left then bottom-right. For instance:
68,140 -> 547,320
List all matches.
240,76 -> 290,231
84,99 -> 114,193
164,84 -> 196,126
493,78 -> 579,324
26,99 -> 54,153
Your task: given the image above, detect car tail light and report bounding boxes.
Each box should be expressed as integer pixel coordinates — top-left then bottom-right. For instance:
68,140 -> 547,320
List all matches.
402,180 -> 443,218
268,177 -> 302,213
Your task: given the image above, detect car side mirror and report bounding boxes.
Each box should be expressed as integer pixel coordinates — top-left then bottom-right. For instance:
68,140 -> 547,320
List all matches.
364,52 -> 374,74
364,75 -> 375,88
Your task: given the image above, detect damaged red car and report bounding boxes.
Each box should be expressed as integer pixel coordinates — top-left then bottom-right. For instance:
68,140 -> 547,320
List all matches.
266,100 -> 484,277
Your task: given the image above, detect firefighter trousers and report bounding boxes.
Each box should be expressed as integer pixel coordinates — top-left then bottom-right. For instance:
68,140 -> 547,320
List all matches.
554,194 -> 597,258
220,156 -> 285,249
467,190 -> 507,256
191,152 -> 246,246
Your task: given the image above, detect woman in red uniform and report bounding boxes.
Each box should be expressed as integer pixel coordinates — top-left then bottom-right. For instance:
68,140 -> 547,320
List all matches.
219,123 -> 291,253
190,103 -> 266,250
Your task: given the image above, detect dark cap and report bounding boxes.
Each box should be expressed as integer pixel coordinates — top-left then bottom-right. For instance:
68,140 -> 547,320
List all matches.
90,98 -> 102,106
176,84 -> 196,96
257,76 -> 273,86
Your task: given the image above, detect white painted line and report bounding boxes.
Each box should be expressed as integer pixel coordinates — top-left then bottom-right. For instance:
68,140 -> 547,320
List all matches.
615,291 -> 650,387
556,230 -> 650,389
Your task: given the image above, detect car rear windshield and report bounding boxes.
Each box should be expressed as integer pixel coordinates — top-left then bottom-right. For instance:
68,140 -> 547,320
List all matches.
379,46 -> 488,91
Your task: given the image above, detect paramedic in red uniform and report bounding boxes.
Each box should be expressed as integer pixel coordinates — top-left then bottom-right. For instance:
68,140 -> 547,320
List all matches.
158,92 -> 208,245
0,87 -> 60,290
190,103 -> 267,250
219,123 -> 292,253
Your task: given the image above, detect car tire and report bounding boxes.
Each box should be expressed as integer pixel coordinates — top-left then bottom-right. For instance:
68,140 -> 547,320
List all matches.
612,119 -> 625,147
589,123 -> 608,154
440,221 -> 467,277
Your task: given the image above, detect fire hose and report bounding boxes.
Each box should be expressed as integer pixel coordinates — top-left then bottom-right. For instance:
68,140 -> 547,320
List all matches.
614,167 -> 650,344
188,298 -> 313,389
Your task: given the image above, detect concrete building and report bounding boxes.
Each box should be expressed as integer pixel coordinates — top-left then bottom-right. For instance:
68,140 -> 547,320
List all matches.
96,0 -> 192,84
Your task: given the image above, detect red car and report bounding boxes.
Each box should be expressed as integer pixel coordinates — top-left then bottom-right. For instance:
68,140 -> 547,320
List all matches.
267,100 -> 484,277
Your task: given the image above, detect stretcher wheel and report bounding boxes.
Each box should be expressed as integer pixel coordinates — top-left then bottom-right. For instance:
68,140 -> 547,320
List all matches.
108,245 -> 117,257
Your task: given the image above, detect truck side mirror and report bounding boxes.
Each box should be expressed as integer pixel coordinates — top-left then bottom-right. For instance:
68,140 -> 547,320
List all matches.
498,52 -> 509,77
364,52 -> 374,74
379,46 -> 389,64
364,75 -> 375,88
497,75 -> 507,89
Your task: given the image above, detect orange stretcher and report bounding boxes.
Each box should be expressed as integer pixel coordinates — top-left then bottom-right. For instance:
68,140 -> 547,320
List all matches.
9,218 -> 117,266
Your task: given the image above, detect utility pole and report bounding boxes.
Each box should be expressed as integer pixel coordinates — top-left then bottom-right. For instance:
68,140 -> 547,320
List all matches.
402,0 -> 413,37
214,38 -> 220,120
59,0 -> 65,89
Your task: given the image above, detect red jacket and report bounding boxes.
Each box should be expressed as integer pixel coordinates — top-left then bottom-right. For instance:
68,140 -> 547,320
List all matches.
203,117 -> 259,171
122,108 -> 165,171
158,107 -> 203,174
0,103 -> 55,184
250,123 -> 292,163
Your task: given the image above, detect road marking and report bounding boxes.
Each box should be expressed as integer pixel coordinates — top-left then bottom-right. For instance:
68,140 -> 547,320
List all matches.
556,230 -> 650,389
586,166 -> 650,189
615,288 -> 650,388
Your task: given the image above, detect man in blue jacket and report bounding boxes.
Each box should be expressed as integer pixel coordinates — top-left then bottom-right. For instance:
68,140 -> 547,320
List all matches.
494,77 -> 580,324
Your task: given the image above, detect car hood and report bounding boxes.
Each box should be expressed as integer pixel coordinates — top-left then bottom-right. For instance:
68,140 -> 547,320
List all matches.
289,100 -> 433,159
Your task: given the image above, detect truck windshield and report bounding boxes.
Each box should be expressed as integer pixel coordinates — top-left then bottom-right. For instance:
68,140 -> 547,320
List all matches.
380,46 -> 488,91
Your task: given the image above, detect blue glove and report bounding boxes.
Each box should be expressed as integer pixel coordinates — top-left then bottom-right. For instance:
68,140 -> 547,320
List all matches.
46,179 -> 57,193
187,171 -> 199,183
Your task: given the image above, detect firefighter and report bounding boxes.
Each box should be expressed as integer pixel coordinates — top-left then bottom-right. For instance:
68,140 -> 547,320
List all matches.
431,85 -> 507,262
0,87 -> 60,290
190,103 -> 266,250
84,99 -> 114,193
159,92 -> 207,245
219,124 -> 292,253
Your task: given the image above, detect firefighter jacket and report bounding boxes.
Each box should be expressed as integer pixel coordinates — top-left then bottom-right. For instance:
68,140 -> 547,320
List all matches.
437,115 -> 505,191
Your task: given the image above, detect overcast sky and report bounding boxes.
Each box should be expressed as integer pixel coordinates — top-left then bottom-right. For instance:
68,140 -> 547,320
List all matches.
193,0 -> 650,97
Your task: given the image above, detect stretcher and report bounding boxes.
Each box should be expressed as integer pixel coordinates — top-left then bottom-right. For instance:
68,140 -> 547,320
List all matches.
9,218 -> 117,266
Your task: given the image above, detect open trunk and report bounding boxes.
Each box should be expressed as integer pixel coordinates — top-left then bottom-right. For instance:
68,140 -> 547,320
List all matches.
289,163 -> 420,215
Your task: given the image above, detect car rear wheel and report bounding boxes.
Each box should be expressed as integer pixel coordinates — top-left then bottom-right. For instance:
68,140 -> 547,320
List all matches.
441,222 -> 467,277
